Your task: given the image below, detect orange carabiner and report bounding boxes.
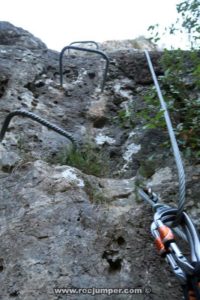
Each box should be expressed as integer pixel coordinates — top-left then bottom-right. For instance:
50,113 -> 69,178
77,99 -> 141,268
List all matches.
157,224 -> 175,247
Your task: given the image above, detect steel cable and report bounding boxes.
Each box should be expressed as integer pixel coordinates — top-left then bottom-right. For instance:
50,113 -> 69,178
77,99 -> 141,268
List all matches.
144,50 -> 185,224
0,110 -> 77,148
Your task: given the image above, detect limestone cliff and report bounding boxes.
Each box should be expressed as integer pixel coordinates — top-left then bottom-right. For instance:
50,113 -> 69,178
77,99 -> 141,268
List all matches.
0,22 -> 199,300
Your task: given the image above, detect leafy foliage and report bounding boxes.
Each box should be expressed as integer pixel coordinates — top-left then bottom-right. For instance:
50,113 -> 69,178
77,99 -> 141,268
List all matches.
176,0 -> 200,48
144,0 -> 200,160
161,50 -> 200,156
140,49 -> 200,159
148,0 -> 200,49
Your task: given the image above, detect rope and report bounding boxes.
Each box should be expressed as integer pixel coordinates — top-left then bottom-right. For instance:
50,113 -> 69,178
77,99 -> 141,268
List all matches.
0,110 -> 77,148
144,50 -> 186,224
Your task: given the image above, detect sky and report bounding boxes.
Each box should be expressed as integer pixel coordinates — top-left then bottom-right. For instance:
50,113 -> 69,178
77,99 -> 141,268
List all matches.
0,0 -> 185,51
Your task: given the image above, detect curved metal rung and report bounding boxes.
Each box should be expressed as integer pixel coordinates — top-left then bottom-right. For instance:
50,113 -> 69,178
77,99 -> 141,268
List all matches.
59,45 -> 109,92
0,110 -> 77,148
68,41 -> 99,56
69,41 -> 99,49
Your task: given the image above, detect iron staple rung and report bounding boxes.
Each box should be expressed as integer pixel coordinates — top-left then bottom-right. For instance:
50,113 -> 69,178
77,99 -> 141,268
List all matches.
69,41 -> 99,49
59,45 -> 109,92
0,110 -> 77,148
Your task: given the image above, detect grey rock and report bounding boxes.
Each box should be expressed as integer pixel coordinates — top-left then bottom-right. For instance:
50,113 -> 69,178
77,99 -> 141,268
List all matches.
100,36 -> 158,51
0,22 -> 47,49
0,144 -> 21,171
0,22 -> 199,300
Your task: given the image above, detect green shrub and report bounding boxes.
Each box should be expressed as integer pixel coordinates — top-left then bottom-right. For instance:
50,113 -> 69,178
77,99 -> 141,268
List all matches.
51,142 -> 109,177
145,0 -> 200,160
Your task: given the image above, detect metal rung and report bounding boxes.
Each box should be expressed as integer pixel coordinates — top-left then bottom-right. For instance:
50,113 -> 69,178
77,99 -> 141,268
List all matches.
69,41 -> 99,49
0,110 -> 77,148
59,45 -> 109,92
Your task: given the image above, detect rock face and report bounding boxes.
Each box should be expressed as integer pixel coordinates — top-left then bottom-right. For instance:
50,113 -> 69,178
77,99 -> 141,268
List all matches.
0,22 -> 47,49
101,36 -> 157,51
0,23 -> 200,300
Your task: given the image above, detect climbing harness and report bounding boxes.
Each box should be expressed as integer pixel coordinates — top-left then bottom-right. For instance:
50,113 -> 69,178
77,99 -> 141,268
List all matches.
59,45 -> 109,92
138,51 -> 200,299
0,110 -> 77,148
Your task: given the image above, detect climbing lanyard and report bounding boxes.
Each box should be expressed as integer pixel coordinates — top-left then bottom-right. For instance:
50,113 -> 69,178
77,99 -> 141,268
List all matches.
138,51 -> 200,300
139,188 -> 200,299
